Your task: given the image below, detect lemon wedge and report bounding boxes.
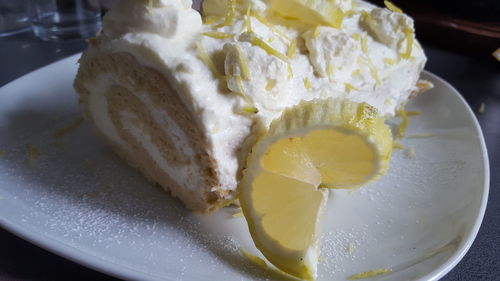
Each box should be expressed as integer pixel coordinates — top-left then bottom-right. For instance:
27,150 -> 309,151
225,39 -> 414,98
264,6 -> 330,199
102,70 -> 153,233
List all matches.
239,98 -> 392,280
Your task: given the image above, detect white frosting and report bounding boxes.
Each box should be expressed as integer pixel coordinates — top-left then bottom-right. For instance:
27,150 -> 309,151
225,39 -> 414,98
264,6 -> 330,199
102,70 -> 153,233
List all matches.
85,0 -> 427,193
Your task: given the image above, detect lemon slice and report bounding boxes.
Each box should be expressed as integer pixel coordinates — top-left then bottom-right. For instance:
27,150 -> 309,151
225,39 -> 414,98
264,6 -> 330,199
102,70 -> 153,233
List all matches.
239,98 -> 392,280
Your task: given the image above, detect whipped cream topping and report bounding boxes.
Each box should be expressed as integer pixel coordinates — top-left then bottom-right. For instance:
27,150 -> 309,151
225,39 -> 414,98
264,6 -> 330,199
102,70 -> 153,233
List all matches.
87,0 -> 427,193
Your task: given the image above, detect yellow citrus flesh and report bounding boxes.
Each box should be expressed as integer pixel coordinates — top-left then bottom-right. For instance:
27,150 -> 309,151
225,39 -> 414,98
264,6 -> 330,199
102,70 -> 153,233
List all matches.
239,98 -> 392,280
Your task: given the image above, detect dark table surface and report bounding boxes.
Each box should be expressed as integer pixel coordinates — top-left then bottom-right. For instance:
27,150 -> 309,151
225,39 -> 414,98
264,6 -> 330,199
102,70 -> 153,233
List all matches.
0,30 -> 499,281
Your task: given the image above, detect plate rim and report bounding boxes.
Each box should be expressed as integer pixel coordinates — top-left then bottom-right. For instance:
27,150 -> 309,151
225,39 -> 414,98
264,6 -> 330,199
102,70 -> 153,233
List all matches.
0,55 -> 490,281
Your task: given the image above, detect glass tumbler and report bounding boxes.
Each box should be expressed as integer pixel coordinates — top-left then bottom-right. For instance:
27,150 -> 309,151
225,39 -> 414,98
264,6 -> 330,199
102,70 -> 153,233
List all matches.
29,0 -> 102,41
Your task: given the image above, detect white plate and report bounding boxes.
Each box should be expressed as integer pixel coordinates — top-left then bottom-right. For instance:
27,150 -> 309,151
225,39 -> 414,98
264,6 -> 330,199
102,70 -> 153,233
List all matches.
0,54 -> 489,281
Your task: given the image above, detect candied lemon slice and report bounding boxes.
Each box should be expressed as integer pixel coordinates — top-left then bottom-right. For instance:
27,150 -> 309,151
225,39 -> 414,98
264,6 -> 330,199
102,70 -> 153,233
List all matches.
239,98 -> 392,280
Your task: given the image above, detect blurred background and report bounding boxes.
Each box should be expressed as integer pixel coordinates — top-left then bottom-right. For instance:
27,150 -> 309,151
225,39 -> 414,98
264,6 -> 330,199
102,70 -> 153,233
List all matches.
367,0 -> 500,60
1,0 -> 499,59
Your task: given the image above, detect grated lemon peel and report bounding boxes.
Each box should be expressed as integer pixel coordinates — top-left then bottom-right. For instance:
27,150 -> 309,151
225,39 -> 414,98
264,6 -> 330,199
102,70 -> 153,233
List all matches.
304,77 -> 312,91
396,107 -> 408,139
235,45 -> 250,80
266,79 -> 277,91
287,40 -> 297,58
196,42 -> 224,79
344,82 -> 359,92
53,118 -> 84,138
202,31 -> 234,39
478,102 -> 485,113
383,58 -> 398,65
327,63 -> 334,77
384,0 -> 403,13
401,28 -> 414,59
348,268 -> 392,280
251,11 -> 290,40
244,5 -> 252,33
248,35 -> 289,62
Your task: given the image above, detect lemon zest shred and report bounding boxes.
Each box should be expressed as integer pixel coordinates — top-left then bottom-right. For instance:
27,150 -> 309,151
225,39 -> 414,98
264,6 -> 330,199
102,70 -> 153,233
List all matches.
360,10 -> 370,21
353,33 -> 360,41
401,28 -> 414,59
397,107 -> 408,139
348,268 -> 392,280
240,248 -> 268,269
327,63 -> 334,77
53,118 -> 84,138
478,102 -> 485,113
249,35 -> 289,62
235,45 -> 250,80
383,58 -> 398,65
241,105 -> 259,114
304,77 -> 312,91
251,12 -> 290,40
406,111 -> 420,116
265,79 -> 277,91
384,0 -> 403,13
234,75 -> 246,95
287,39 -> 296,58
361,35 -> 368,54
27,144 -> 39,166
202,32 -> 234,39
352,69 -> 361,76
345,82 -> 359,92
244,5 -> 252,33
196,42 -> 224,79
287,63 -> 294,79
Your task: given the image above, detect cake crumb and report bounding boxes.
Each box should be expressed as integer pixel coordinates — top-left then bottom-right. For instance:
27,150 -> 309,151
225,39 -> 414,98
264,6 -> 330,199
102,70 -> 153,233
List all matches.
53,118 -> 84,138
478,103 -> 485,114
405,148 -> 416,159
0,150 -> 5,157
348,268 -> 392,280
